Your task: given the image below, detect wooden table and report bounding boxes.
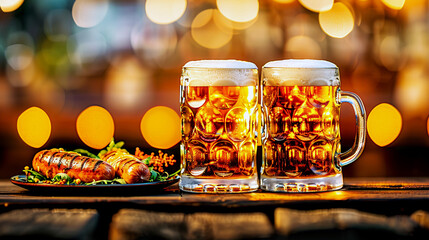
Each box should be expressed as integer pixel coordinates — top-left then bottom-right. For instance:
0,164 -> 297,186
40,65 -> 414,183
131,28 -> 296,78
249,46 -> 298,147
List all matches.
1,178 -> 429,239
1,178 -> 429,213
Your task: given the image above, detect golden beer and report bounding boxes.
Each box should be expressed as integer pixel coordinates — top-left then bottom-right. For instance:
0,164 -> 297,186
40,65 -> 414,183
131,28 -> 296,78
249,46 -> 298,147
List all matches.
263,85 -> 340,178
179,60 -> 259,193
261,60 -> 366,192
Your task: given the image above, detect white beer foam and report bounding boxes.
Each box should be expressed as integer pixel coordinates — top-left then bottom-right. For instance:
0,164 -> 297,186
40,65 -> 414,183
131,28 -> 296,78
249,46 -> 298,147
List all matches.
183,60 -> 258,86
263,59 -> 340,86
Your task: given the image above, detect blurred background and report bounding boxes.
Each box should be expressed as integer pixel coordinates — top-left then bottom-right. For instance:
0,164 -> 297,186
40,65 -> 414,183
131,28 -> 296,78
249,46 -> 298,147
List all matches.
0,0 -> 428,179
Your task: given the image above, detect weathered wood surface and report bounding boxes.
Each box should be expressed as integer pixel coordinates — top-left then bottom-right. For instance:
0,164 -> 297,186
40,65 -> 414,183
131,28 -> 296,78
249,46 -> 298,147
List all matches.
109,209 -> 274,240
0,208 -> 98,240
1,178 -> 429,211
0,178 -> 429,240
345,177 -> 429,190
275,208 -> 417,236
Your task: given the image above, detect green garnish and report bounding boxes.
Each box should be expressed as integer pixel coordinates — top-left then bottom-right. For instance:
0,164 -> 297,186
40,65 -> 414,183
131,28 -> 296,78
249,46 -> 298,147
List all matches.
98,138 -> 126,158
72,149 -> 99,159
23,138 -> 180,185
85,178 -> 127,185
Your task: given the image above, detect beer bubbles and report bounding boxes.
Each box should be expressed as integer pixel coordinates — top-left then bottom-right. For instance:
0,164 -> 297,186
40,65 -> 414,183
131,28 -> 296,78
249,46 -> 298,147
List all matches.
262,59 -> 339,86
367,103 -> 402,147
183,60 -> 258,86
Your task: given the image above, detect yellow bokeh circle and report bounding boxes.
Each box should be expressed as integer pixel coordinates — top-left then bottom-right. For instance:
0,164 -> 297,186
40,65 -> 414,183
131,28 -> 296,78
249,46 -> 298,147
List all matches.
0,0 -> 24,12
367,103 -> 402,147
141,106 -> 181,149
191,9 -> 233,49
216,0 -> 259,23
76,106 -> 114,149
17,107 -> 51,148
299,0 -> 333,12
319,2 -> 354,38
145,0 -> 187,24
381,0 -> 405,10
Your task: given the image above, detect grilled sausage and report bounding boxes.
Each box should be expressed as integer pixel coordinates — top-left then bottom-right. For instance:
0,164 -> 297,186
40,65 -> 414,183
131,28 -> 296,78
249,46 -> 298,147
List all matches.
33,149 -> 115,183
102,150 -> 151,184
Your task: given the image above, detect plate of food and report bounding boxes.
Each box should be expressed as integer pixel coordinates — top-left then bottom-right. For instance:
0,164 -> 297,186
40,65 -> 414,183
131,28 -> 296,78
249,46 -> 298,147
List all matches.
10,140 -> 180,195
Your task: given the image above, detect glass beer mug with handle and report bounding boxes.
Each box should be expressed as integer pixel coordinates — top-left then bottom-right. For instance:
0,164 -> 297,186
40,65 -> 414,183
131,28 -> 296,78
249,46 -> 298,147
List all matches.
260,59 -> 366,192
179,60 -> 259,193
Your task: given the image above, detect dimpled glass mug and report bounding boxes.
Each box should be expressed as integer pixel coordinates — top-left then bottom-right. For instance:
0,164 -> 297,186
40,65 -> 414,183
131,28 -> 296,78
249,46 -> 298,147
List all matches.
179,60 -> 259,193
260,59 -> 366,192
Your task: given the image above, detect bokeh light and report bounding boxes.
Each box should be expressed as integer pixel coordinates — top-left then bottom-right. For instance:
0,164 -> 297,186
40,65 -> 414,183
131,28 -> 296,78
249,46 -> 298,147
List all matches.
76,106 -> 114,149
27,76 -> 66,111
44,9 -> 74,42
217,0 -> 259,23
131,21 -> 178,63
140,106 -> 181,149
319,2 -> 354,38
191,9 -> 233,49
0,77 -> 12,108
367,103 -> 402,147
274,0 -> 294,4
285,35 -> 322,59
299,0 -> 333,12
394,64 -> 429,118
104,56 -> 153,111
379,35 -> 403,71
381,0 -> 406,10
72,0 -> 109,28
145,0 -> 187,24
17,107 -> 51,148
229,16 -> 258,30
67,29 -> 108,76
5,44 -> 34,71
244,12 -> 282,61
0,0 -> 24,12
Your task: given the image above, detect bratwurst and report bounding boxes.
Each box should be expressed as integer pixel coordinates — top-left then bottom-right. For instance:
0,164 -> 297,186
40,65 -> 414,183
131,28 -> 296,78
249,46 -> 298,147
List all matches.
101,150 -> 151,184
33,149 -> 115,183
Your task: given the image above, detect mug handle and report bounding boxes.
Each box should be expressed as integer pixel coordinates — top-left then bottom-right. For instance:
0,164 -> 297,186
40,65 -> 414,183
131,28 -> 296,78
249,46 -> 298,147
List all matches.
339,91 -> 367,166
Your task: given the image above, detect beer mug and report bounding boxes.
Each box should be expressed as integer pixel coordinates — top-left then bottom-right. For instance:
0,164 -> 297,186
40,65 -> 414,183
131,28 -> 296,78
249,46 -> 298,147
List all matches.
260,60 -> 366,192
179,60 -> 259,193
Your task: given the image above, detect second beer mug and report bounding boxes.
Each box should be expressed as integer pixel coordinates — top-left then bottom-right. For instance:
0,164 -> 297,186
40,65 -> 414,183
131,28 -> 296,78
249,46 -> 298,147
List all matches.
260,60 -> 366,192
179,60 -> 259,193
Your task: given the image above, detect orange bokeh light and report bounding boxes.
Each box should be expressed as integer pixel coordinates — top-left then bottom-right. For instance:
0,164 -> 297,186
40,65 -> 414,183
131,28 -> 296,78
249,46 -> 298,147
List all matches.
140,106 -> 181,149
319,2 -> 354,38
17,107 -> 51,148
299,0 -> 333,12
0,0 -> 24,12
76,106 -> 114,149
381,0 -> 405,10
367,103 -> 402,147
145,0 -> 187,24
